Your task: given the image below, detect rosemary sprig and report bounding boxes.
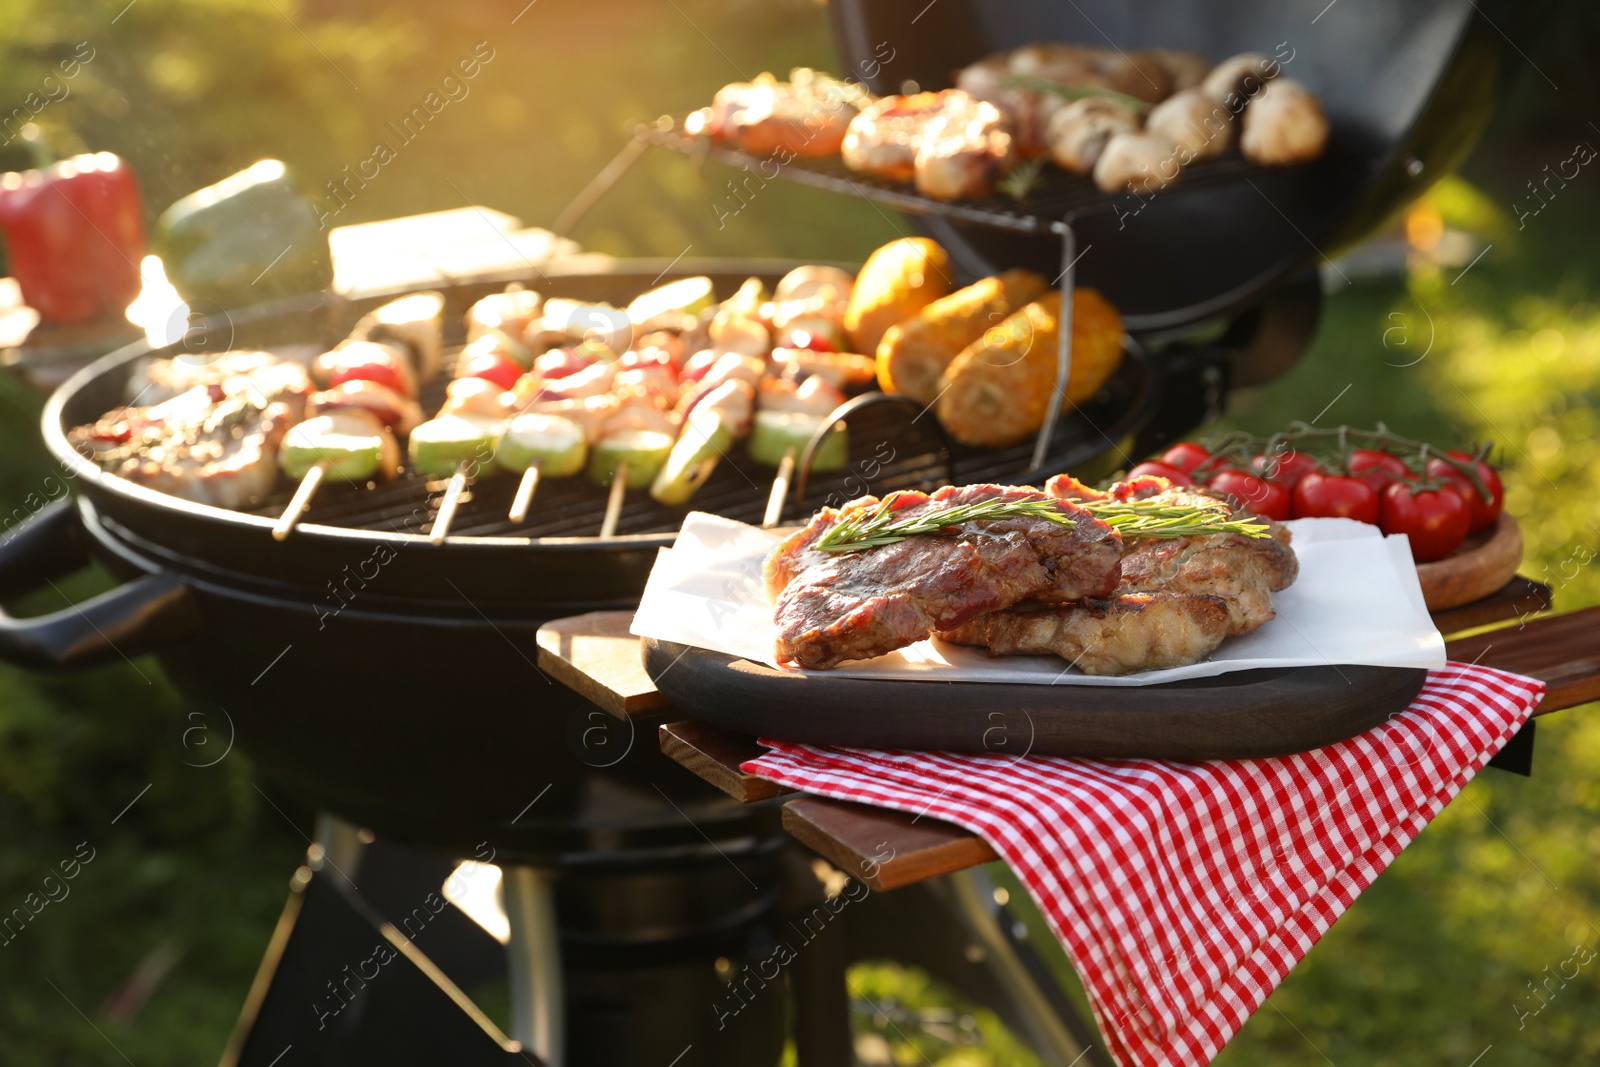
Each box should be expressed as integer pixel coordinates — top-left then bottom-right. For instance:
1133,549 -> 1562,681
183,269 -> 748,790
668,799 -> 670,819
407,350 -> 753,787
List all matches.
998,75 -> 1150,113
813,492 -> 1270,554
998,156 -> 1047,201
814,495 -> 1074,553
1076,500 -> 1271,540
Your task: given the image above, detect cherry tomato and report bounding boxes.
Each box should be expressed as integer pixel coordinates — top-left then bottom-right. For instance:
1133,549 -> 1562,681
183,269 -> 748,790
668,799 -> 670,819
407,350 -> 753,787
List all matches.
1160,442 -> 1212,474
533,348 -> 591,381
680,349 -> 721,385
1346,449 -> 1410,494
1380,481 -> 1470,562
323,345 -> 418,399
1252,448 -> 1320,491
1292,471 -> 1380,523
1208,468 -> 1292,520
784,327 -> 838,353
1425,452 -> 1504,532
619,347 -> 679,378
456,344 -> 523,391
1126,461 -> 1194,486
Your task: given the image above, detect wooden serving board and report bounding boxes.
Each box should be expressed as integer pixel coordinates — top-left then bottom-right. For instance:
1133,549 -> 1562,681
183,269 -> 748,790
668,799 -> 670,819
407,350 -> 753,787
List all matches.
1417,513 -> 1523,612
642,638 -> 1428,760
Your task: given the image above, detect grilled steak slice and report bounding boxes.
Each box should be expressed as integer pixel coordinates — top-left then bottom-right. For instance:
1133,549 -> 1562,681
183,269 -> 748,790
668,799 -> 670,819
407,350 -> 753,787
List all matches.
939,592 -> 1232,676
765,484 -> 1121,670
73,384 -> 305,511
1047,473 -> 1298,636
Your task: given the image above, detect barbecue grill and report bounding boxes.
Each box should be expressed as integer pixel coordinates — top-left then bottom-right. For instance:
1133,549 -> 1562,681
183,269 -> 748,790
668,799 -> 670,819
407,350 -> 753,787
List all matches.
0,0 -> 1541,1063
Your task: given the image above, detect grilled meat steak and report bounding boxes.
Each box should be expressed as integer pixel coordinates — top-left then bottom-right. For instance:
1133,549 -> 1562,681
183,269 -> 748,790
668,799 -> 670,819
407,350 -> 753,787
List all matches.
1048,473 -> 1297,636
73,355 -> 312,511
765,484 -> 1121,670
936,474 -> 1298,675
939,592 -> 1232,676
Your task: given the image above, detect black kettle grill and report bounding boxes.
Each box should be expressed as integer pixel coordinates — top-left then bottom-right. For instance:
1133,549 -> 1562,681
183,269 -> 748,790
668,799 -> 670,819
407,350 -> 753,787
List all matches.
0,0 -> 1539,1063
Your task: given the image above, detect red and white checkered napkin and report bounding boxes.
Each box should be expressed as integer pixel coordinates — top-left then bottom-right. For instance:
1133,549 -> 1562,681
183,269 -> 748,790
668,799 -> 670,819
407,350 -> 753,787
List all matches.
743,662 -> 1545,1067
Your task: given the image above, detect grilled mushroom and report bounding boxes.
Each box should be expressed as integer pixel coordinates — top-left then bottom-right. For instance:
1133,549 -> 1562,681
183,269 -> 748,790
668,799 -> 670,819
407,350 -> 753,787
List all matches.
1200,52 -> 1281,115
1146,88 -> 1234,164
1047,97 -> 1141,175
1093,130 -> 1183,194
1240,78 -> 1329,165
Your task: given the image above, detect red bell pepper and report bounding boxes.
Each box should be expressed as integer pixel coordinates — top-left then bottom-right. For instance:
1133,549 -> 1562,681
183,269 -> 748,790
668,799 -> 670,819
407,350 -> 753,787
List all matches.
0,151 -> 146,323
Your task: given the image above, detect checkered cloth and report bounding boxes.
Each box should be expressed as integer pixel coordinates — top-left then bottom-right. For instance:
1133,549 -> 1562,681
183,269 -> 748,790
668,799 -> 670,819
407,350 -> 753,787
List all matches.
743,662 -> 1545,1067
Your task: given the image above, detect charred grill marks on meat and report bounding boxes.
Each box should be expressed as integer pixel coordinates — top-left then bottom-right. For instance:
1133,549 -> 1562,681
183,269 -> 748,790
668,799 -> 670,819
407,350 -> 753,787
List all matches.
765,484 -> 1121,670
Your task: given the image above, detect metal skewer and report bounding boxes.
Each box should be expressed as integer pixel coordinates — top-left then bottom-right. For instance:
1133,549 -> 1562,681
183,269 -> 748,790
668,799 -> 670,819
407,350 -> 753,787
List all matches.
598,462 -> 628,539
761,447 -> 796,528
508,464 -> 542,524
272,461 -> 326,541
429,461 -> 473,545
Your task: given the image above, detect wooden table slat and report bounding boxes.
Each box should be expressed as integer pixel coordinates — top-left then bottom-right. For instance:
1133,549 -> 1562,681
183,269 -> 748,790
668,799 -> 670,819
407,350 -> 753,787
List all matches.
781,796 -> 997,892
659,721 -> 791,803
534,611 -> 666,719
1446,604 -> 1600,716
1430,576 -> 1552,635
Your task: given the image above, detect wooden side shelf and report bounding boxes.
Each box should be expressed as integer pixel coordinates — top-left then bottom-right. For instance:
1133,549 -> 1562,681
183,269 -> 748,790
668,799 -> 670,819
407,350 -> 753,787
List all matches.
659,721 -> 791,803
783,796 -> 998,892
1430,577 -> 1551,635
534,580 -> 1600,895
1446,604 -> 1600,716
535,610 -> 666,719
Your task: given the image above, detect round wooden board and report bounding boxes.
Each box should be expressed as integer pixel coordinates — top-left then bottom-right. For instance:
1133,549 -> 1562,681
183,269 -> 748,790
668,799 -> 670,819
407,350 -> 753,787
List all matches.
1416,512 -> 1522,612
642,638 -> 1429,760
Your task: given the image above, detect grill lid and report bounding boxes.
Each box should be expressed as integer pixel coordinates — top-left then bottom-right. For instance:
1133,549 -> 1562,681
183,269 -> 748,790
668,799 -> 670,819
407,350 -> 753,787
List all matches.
822,0 -> 1527,331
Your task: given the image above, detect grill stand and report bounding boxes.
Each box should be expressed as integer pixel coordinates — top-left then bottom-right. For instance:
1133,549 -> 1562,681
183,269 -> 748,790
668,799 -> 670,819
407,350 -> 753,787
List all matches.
503,868 -> 566,1066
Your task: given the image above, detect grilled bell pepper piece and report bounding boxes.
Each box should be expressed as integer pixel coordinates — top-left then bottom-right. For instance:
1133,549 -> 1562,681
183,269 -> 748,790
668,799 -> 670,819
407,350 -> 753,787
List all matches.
0,147 -> 146,323
154,159 -> 331,310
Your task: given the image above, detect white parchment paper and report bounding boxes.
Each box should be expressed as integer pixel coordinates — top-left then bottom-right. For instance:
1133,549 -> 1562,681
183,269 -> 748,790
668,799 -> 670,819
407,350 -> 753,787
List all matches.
630,512 -> 1445,686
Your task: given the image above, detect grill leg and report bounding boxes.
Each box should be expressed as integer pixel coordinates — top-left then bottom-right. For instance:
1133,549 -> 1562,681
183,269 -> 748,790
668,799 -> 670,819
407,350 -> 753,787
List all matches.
503,866 -> 565,1066
935,869 -> 1111,1067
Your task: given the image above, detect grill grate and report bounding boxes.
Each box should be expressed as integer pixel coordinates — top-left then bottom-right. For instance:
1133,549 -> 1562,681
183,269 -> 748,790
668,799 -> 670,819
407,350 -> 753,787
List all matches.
634,118 -> 1305,235
244,348 -> 1150,541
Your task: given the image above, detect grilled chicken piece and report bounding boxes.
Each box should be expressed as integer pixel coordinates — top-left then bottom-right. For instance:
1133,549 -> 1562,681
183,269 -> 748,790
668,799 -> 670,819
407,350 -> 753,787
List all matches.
913,96 -> 1016,201
842,91 -> 1015,200
956,53 -> 1051,157
765,484 -> 1121,670
842,92 -> 949,183
704,68 -> 868,158
938,592 -> 1232,676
